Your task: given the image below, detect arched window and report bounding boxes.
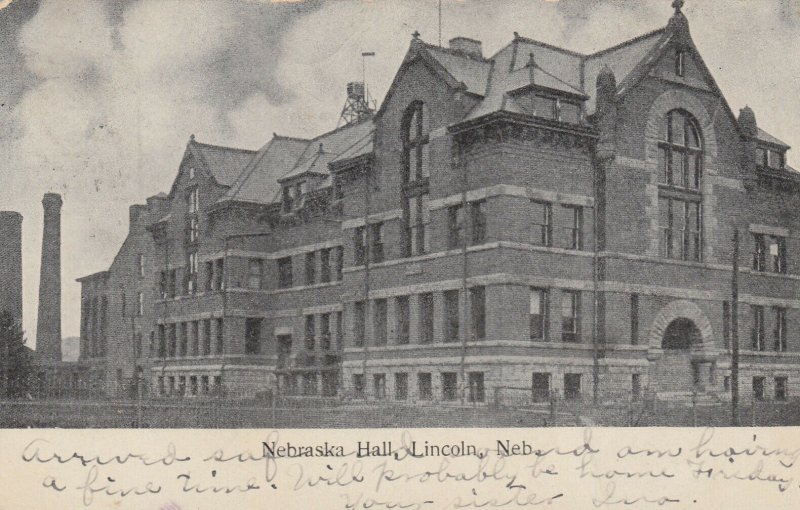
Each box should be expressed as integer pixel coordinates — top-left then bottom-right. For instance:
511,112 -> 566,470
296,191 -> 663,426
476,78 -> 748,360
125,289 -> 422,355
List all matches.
660,110 -> 702,189
659,110 -> 703,261
401,102 -> 430,257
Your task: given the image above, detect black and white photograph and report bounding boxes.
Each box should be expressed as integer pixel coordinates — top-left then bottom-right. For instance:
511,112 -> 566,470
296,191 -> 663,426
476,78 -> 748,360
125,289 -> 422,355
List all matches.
2,0 -> 800,432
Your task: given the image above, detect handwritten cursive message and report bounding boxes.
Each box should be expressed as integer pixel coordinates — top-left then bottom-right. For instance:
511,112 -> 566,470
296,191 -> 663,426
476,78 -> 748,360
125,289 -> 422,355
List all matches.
7,428 -> 800,509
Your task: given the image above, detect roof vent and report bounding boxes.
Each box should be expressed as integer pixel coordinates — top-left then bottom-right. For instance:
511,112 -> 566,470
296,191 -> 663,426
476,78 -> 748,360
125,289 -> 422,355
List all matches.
449,37 -> 482,58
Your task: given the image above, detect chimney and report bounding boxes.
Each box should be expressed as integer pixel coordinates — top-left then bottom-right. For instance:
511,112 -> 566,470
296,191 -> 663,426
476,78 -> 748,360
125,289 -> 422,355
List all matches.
36,193 -> 63,362
449,37 -> 483,58
0,211 -> 23,325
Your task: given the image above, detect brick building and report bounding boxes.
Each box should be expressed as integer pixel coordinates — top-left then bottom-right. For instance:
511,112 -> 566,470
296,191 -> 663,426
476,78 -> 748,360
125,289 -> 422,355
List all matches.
79,5 -> 800,404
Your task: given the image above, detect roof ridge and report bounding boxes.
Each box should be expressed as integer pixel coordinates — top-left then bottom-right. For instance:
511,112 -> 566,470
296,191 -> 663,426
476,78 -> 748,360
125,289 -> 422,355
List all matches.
272,133 -> 312,143
304,117 -> 372,144
421,41 -> 491,63
190,139 -> 258,154
512,34 -> 587,58
587,26 -> 668,59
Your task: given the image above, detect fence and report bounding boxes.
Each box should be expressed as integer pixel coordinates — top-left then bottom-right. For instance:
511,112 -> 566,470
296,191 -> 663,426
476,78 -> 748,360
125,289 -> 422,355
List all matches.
2,388 -> 798,428
493,385 -> 800,427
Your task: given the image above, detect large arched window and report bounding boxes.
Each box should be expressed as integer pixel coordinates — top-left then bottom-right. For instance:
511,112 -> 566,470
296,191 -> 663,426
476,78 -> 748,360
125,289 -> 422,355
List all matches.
659,109 -> 703,261
401,101 -> 430,257
660,109 -> 702,189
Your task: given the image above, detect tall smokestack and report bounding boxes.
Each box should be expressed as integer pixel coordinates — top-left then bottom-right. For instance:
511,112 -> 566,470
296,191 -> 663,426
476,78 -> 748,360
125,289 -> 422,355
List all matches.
0,211 -> 23,325
36,193 -> 62,362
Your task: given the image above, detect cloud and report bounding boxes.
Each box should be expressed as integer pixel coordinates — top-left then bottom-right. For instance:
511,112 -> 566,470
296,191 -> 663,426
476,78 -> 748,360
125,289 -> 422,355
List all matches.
3,0 -> 800,345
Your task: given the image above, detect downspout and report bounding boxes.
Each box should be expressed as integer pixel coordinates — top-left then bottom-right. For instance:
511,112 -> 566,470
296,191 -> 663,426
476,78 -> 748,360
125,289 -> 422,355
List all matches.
361,162 -> 371,394
458,134 -> 469,405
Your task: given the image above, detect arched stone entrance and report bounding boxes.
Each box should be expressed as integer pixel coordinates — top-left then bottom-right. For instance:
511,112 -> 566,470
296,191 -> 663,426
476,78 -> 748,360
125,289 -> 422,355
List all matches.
648,300 -> 717,394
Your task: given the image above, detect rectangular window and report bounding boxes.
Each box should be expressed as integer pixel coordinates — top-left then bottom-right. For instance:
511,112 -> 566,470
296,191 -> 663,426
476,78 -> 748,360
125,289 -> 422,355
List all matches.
203,319 -> 211,355
336,311 -> 343,351
354,226 -> 367,265
774,307 -> 787,352
305,315 -> 316,350
470,200 -> 487,245
353,374 -> 365,398
770,235 -> 787,274
562,205 -> 583,250
276,335 -> 291,371
278,257 -> 293,289
753,376 -> 766,401
530,288 -> 548,341
559,101 -> 580,124
405,195 -> 429,256
395,373 -> 408,400
756,147 -> 767,167
420,293 -> 434,344
442,372 -> 458,401
632,374 -> 642,400
753,234 -> 766,271
723,301 -> 731,350
354,301 -> 366,347
136,292 -> 143,316
247,258 -> 263,290
531,200 -> 552,246
397,296 -> 410,345
245,318 -> 261,355
374,299 -> 388,346
204,261 -> 214,291
178,376 -> 186,397
533,95 -> 557,120
213,375 -> 222,393
660,197 -> 702,261
188,188 -> 199,213
334,246 -> 344,281
201,375 -> 209,395
531,373 -> 551,402
444,290 -> 460,343
158,325 -> 166,358
370,222 -> 385,263
215,318 -> 224,354
470,286 -> 486,340
630,294 -> 639,345
189,376 -> 198,396
418,373 -> 432,400
302,373 -> 317,396
752,305 -> 765,351
188,216 -> 199,243
320,248 -> 331,283
215,259 -> 224,290
775,376 -> 788,401
158,376 -> 165,396
305,251 -> 316,285
315,313 -> 328,351
190,321 -> 199,355
447,204 -> 465,249
179,322 -> 188,357
169,269 -> 177,298
186,252 -> 198,294
768,150 -> 784,169
468,372 -> 485,402
137,254 -> 145,277
564,373 -> 582,400
373,374 -> 386,400
561,290 -> 580,343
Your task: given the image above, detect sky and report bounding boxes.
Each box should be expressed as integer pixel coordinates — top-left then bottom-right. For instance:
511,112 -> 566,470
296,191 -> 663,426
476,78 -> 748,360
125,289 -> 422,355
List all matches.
0,0 -> 798,346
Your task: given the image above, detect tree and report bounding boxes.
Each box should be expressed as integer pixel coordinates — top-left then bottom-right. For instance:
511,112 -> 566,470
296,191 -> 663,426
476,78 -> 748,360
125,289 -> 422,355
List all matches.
0,311 -> 34,398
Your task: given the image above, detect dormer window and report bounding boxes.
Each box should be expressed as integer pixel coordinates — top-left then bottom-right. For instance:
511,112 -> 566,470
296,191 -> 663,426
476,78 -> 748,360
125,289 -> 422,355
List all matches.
675,50 -> 685,77
189,167 -> 196,180
532,95 -> 581,124
757,147 -> 784,170
282,181 -> 306,213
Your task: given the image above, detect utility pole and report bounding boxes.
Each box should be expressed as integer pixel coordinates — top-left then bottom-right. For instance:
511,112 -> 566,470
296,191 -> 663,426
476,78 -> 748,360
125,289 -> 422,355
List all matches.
731,229 -> 740,425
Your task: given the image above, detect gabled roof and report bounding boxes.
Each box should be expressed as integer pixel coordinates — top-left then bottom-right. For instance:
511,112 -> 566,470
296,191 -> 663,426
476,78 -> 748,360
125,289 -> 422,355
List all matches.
583,28 -> 667,113
217,136 -> 309,207
185,138 -> 257,187
757,128 -> 790,149
217,119 -> 374,207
